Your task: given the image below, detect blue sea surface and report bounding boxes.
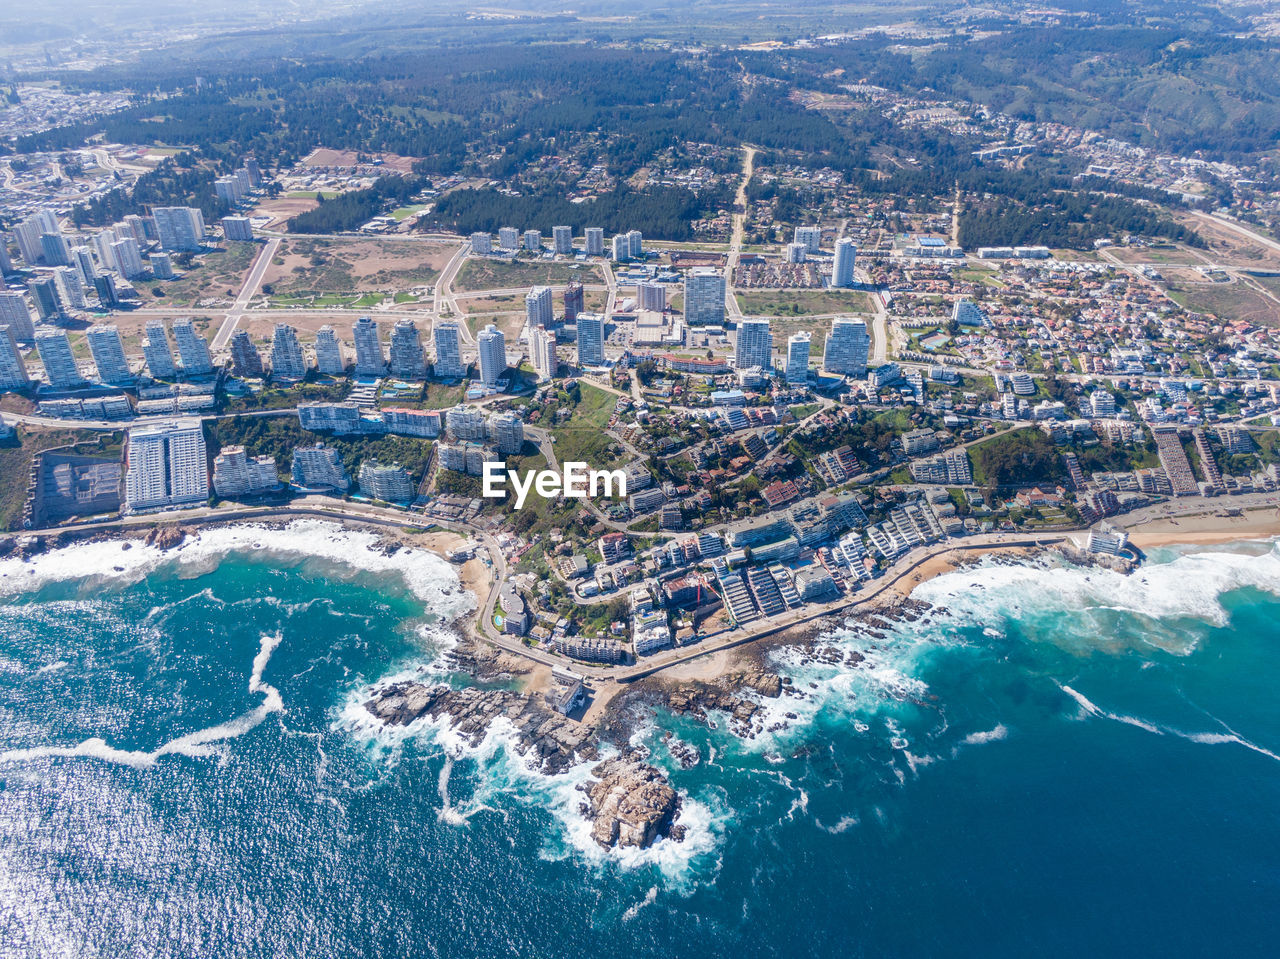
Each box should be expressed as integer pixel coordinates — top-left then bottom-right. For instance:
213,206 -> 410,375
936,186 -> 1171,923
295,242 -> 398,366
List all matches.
1,522 -> 1278,958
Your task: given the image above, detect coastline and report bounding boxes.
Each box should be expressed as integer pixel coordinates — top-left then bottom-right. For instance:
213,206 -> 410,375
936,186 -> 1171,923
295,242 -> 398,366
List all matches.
1122,504 -> 1280,550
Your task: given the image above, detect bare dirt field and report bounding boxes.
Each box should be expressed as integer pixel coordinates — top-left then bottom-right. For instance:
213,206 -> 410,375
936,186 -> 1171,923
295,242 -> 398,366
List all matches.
301,148 -> 418,174
252,197 -> 320,230
1176,213 -> 1280,269
262,237 -> 458,305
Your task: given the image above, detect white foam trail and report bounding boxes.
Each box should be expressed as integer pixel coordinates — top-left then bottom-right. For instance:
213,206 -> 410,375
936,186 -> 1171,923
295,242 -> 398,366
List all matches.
621,886 -> 659,921
817,815 -> 859,834
1060,684 -> 1280,763
0,632 -> 284,769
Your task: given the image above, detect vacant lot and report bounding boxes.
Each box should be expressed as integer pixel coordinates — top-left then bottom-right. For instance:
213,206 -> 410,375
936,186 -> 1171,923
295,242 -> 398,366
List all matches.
263,237 -> 458,306
453,258 -> 603,293
1166,278 -> 1280,326
252,196 -> 320,230
1174,213 -> 1280,269
1107,245 -> 1209,266
736,289 -> 875,317
132,242 -> 260,309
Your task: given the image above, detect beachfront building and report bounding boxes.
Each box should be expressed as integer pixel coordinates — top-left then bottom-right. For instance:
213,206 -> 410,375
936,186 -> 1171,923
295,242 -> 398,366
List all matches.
212,446 -> 279,497
123,420 -> 208,512
358,461 -> 414,503
291,443 -> 350,492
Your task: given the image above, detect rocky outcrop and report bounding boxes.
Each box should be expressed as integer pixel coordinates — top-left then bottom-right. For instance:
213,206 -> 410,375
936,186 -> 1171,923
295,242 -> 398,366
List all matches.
143,525 -> 189,550
580,756 -> 684,849
365,681 -> 596,774
648,665 -> 785,738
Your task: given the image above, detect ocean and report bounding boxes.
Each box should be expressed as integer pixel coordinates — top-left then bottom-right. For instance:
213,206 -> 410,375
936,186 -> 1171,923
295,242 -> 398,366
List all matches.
1,520 -> 1277,958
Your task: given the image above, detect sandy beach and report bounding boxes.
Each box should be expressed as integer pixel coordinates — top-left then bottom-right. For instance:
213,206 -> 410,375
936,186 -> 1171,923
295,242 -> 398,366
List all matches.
1125,505 -> 1280,549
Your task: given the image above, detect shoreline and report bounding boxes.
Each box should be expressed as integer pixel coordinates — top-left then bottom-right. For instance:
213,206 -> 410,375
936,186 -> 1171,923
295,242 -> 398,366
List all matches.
1122,504 -> 1280,550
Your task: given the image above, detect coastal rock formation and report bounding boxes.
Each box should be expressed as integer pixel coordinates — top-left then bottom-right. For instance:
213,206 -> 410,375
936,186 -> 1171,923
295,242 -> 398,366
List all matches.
645,665 -> 785,738
365,681 -> 596,773
143,525 -> 189,550
580,756 -> 684,849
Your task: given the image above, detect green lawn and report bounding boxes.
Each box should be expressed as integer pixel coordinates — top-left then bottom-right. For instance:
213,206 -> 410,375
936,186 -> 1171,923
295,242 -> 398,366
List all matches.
736,289 -> 875,317
454,258 -> 602,293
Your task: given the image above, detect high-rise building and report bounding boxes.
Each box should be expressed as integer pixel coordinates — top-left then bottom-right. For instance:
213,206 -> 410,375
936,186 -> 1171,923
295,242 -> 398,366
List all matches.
221,216 -> 254,242
149,252 -> 175,279
823,317 -> 871,377
291,443 -> 350,492
124,420 -> 208,512
576,312 -> 606,367
498,227 -> 520,251
111,237 -> 145,278
684,268 -> 726,327
229,330 -> 265,378
358,461 -> 414,503
794,226 -> 822,254
93,273 -> 119,308
637,281 -> 666,312
531,324 -> 557,380
91,231 -> 118,272
446,404 -> 487,441
0,242 -> 13,276
54,266 -> 86,310
244,156 -> 263,188
270,324 -> 308,380
784,242 -> 807,264
352,316 -> 385,376
523,229 -> 541,253
0,326 -> 30,389
13,215 -> 46,265
552,225 -> 572,255
488,411 -> 524,455
477,324 -> 506,387
388,319 -> 426,379
432,320 -> 464,379
563,280 -> 584,323
29,277 -> 62,321
71,246 -> 96,286
86,324 -> 132,384
832,238 -> 857,288
41,232 -> 71,267
627,230 -> 643,260
0,292 -> 35,340
584,227 -> 604,257
785,332 -> 811,385
124,214 -> 151,243
35,330 -> 83,388
212,446 -> 278,497
735,318 -> 772,370
470,232 -> 492,255
214,176 -> 243,205
152,207 -> 205,252
172,320 -> 214,376
952,298 -> 988,327
611,234 -> 630,262
142,321 -> 177,379
313,326 -> 345,375
525,286 -> 554,331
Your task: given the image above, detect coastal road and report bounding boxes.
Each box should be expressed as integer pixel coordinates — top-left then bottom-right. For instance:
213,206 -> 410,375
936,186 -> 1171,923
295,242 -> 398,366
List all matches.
211,236 -> 282,350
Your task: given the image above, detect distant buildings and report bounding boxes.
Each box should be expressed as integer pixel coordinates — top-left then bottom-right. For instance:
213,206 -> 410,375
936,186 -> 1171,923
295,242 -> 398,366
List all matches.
111,236 -> 145,278
823,318 -> 870,377
172,320 -> 214,376
498,227 -> 519,251
831,238 -> 857,289
794,226 -> 822,253
735,318 -> 772,370
636,281 -> 666,312
526,286 -> 554,331
523,229 -> 541,252
358,461 -> 414,503
477,324 -> 506,387
29,276 -> 61,320
86,325 -> 132,385
684,267 -> 726,327
470,232 -> 492,255
229,330 -> 265,378
627,230 -> 643,259
388,319 -> 426,379
314,326 -> 346,375
149,252 -> 175,279
612,234 -> 630,262
35,330 -> 83,388
531,324 -> 557,380
270,324 -> 308,380
291,443 -> 350,492
552,225 -> 572,255
142,321 -> 177,379
221,216 -> 254,242
576,312 -> 606,367
584,227 -> 604,257
563,280 -> 584,323
0,326 -> 30,389
152,206 -> 205,252
212,446 -> 278,497
0,292 -> 35,340
785,331 -> 811,385
433,320 -> 465,379
353,316 -> 385,376
123,420 -> 208,512
785,242 -> 807,264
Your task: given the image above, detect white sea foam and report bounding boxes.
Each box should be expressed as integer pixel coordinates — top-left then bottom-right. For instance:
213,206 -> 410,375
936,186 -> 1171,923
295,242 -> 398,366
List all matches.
817,815 -> 859,834
0,519 -> 474,624
0,631 -> 284,769
621,886 -> 659,921
912,540 -> 1280,633
962,724 -> 1009,746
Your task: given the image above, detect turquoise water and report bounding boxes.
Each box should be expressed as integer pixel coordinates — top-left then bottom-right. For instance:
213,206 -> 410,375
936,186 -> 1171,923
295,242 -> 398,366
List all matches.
1,522 -> 1278,957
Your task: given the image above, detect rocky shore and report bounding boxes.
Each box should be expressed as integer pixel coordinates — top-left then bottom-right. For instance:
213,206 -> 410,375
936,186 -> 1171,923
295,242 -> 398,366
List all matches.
364,678 -> 684,850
